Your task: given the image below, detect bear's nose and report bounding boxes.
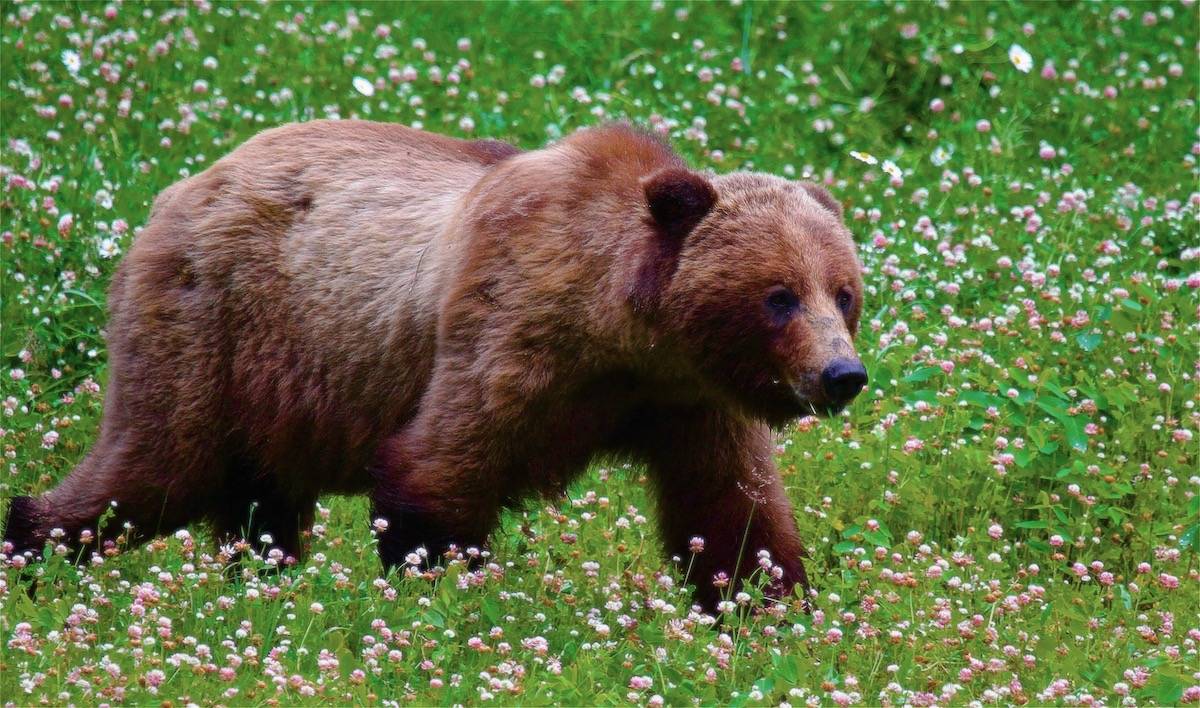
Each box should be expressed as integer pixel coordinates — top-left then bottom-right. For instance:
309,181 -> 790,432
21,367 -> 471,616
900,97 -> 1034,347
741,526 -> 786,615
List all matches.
820,358 -> 868,406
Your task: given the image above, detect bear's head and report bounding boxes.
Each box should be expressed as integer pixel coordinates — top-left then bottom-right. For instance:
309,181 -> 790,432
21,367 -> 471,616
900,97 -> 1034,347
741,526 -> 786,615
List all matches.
639,168 -> 867,425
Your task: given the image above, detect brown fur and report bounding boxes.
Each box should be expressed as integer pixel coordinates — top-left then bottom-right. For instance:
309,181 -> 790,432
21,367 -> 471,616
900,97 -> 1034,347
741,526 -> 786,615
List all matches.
2,120 -> 865,608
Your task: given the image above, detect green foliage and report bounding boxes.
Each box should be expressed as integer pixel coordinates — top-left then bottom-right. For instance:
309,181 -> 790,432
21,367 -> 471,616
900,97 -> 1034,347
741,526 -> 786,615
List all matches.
1,1 -> 1198,705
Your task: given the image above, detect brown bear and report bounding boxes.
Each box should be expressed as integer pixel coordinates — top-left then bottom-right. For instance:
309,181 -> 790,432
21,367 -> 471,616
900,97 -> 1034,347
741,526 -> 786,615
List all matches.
2,120 -> 866,608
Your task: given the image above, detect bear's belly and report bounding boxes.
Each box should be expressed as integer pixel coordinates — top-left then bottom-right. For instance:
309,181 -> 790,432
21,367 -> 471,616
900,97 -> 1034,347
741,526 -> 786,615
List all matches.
225,315 -> 439,495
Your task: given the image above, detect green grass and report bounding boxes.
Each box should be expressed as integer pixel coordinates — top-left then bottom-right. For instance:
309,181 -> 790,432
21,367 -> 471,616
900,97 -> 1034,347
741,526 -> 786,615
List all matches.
2,1 -> 1198,705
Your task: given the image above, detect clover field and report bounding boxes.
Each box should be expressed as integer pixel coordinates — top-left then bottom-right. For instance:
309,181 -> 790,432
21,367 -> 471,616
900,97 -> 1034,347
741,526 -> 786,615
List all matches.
1,1 -> 1198,705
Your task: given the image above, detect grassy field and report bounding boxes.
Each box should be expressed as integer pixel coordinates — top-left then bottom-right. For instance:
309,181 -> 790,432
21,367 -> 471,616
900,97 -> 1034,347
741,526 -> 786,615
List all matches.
2,1 -> 1198,705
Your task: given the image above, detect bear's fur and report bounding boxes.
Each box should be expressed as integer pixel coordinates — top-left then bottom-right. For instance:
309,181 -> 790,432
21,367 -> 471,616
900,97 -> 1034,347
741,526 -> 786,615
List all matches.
2,120 -> 866,607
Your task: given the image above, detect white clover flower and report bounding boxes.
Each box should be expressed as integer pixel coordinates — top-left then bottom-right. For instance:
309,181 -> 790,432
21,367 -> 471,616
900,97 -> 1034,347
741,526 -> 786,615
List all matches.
1008,44 -> 1034,73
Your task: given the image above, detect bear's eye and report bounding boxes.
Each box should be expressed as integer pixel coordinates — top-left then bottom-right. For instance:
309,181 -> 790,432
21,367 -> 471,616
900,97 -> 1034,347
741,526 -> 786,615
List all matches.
836,288 -> 854,315
765,287 -> 800,321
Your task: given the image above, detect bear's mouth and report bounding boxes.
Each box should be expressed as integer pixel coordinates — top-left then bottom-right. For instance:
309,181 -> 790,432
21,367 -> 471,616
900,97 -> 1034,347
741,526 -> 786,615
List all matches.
749,378 -> 844,426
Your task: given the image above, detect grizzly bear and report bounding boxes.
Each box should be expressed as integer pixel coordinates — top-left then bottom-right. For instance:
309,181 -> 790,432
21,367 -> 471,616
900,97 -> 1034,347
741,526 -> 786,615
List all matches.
2,120 -> 866,608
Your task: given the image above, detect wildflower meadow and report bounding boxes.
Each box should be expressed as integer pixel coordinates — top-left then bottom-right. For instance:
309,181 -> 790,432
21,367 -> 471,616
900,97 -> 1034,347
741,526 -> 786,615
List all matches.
1,1 -> 1198,705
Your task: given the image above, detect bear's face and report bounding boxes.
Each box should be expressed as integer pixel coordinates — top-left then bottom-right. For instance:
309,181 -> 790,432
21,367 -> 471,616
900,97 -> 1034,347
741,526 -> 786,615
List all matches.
645,171 -> 866,425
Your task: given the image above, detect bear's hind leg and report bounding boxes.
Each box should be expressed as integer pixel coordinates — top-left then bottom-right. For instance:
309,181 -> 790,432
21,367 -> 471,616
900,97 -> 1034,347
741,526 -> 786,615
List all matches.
3,434 -> 219,562
2,495 -> 49,561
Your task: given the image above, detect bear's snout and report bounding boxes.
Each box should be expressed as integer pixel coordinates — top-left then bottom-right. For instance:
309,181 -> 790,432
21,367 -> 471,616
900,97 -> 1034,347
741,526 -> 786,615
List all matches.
819,358 -> 868,408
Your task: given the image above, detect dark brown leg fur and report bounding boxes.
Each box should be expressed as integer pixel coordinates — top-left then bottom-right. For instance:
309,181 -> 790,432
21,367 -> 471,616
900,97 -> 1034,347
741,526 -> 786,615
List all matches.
370,430 -> 501,572
635,407 -> 810,610
3,433 -> 217,560
4,446 -> 310,565
2,495 -> 47,559
209,460 -> 314,564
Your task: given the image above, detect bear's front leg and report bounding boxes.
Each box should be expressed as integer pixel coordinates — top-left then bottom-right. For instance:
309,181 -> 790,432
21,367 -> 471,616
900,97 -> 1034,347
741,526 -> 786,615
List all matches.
370,428 -> 501,573
639,407 -> 809,611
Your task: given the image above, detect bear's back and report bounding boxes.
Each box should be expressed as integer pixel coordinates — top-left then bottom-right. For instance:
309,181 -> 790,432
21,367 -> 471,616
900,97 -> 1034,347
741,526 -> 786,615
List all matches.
114,121 -> 522,490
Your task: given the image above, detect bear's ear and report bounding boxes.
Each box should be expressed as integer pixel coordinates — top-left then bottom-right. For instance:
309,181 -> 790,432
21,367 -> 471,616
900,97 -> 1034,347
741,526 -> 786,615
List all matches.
643,168 -> 717,239
800,182 -> 844,220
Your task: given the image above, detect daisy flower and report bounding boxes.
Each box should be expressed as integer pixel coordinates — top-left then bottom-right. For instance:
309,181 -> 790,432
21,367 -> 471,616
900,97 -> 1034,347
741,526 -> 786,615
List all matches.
97,238 -> 120,259
62,50 -> 82,76
1008,44 -> 1034,73
882,160 -> 902,179
850,150 -> 878,165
